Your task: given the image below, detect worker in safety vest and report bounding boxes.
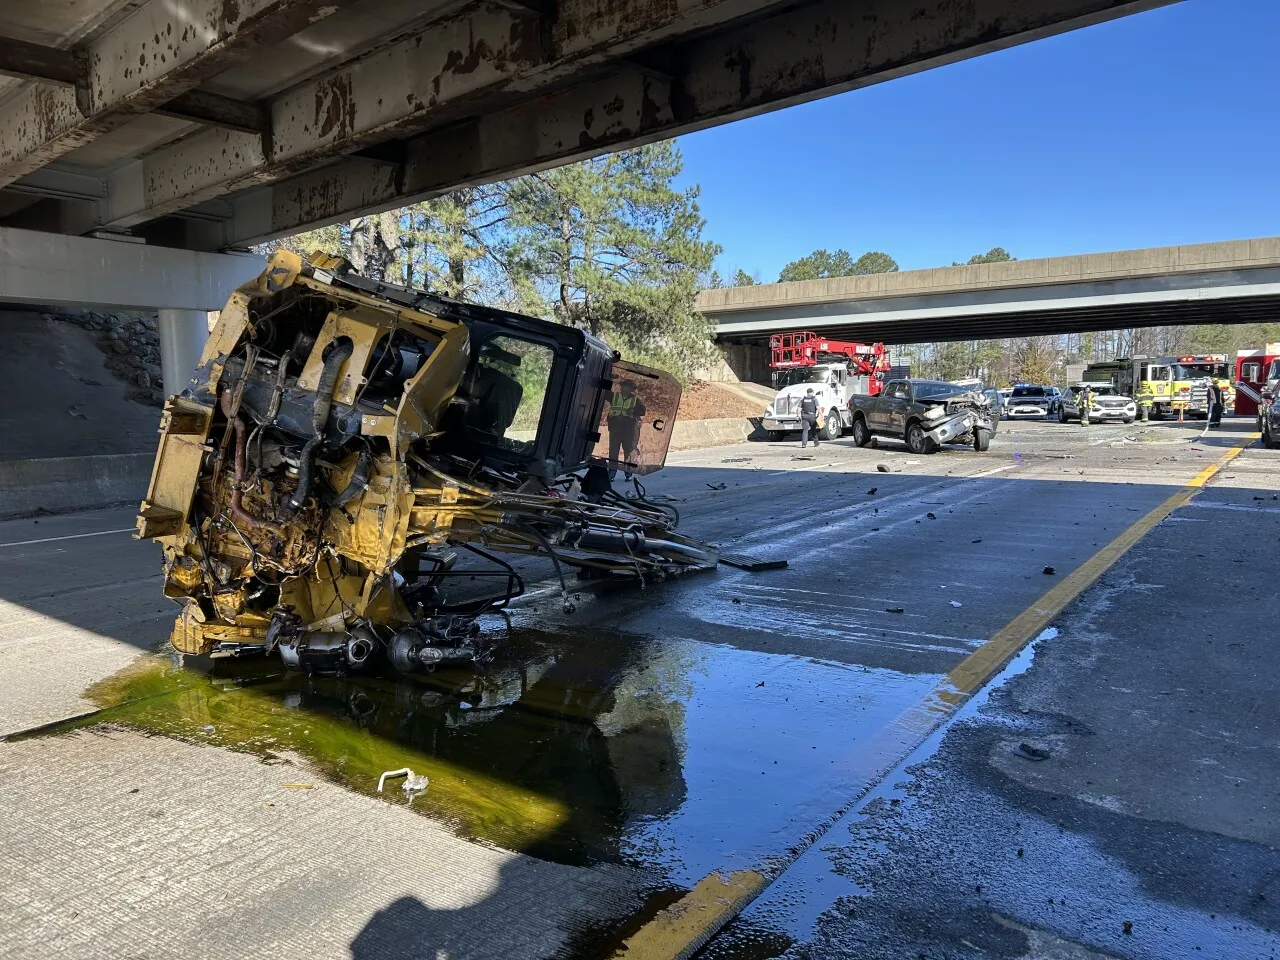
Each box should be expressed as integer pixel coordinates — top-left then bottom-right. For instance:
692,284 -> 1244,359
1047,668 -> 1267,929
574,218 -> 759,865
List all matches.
1079,384 -> 1092,427
799,387 -> 821,448
607,379 -> 646,479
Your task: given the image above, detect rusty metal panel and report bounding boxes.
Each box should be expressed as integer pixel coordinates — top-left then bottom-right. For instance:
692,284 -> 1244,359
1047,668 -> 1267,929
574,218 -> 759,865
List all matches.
270,5 -> 544,163
0,0 -> 357,188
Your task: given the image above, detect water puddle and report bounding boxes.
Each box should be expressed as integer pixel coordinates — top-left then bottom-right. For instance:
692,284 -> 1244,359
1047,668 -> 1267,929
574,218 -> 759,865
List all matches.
32,609 -> 943,891
37,625 -> 688,867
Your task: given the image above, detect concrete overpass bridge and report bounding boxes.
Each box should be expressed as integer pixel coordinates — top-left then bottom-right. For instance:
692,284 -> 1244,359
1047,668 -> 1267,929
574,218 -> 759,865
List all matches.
698,238 -> 1280,349
0,0 -> 1175,392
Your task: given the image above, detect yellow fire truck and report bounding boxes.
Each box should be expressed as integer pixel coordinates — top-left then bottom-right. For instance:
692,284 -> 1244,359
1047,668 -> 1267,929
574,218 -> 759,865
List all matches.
1084,354 -> 1233,421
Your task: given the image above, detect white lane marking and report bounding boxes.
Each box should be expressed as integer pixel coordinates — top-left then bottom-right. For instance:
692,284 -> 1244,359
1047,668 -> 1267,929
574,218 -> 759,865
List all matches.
1183,500 -> 1280,515
0,527 -> 134,548
767,460 -> 841,476
970,464 -> 1016,479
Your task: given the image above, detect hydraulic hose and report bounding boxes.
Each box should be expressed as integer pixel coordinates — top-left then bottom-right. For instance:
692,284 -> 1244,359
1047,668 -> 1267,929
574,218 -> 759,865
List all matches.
219,387 -> 260,528
312,337 -> 353,437
287,337 -> 353,513
288,437 -> 322,513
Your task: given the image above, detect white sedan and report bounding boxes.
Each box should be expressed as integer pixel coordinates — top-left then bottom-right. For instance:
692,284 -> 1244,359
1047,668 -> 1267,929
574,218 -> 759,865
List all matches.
1058,386 -> 1138,424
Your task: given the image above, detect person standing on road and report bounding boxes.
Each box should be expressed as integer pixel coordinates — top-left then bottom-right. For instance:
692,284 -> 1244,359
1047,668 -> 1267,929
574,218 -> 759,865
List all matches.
1207,378 -> 1224,428
800,387 -> 821,448
1079,384 -> 1093,426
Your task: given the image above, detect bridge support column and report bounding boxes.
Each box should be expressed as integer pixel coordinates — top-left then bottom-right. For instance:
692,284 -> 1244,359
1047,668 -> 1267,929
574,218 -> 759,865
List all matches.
158,310 -> 210,398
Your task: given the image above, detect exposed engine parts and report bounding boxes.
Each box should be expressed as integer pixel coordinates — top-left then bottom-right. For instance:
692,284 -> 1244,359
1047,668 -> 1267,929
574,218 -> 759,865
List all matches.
137,251 -> 716,675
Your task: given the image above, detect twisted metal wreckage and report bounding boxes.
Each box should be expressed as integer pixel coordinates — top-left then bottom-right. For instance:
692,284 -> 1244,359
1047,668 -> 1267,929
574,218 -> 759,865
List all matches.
136,250 -> 717,674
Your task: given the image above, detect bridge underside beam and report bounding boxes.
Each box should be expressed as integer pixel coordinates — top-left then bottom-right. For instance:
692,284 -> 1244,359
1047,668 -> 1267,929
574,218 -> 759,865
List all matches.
0,226 -> 261,312
712,285 -> 1280,346
35,0 -> 1165,249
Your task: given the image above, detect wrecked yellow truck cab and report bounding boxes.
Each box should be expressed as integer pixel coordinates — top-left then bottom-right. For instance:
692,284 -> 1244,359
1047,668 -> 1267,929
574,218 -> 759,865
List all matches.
136,250 -> 714,672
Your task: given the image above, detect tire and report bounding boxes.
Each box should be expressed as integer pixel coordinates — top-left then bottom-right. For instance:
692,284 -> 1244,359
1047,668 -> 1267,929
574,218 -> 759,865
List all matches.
1266,421 -> 1280,450
906,421 -> 937,455
1058,407 -> 1069,424
852,415 -> 871,448
973,429 -> 991,452
768,430 -> 786,442
1123,417 -> 1134,425
822,409 -> 842,442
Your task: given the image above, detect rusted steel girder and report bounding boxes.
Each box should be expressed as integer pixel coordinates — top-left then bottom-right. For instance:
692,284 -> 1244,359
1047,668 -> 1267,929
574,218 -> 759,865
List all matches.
100,0 -> 790,229
226,0 -> 1172,246
0,0 -> 358,188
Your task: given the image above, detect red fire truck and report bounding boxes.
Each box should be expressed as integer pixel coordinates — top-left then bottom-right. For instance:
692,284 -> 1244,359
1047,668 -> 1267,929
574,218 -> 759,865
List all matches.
1235,345 -> 1280,419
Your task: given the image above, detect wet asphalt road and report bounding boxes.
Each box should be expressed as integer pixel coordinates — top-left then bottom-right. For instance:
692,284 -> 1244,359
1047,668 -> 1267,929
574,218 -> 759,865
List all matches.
0,416 -> 1267,959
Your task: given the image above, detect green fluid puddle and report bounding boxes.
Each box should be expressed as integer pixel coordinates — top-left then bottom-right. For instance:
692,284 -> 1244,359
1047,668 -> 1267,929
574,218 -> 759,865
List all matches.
44,628 -> 690,867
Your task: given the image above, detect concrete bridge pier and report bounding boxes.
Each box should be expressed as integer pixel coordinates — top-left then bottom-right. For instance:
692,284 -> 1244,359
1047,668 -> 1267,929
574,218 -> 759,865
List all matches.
157,309 -> 212,399
0,227 -> 262,517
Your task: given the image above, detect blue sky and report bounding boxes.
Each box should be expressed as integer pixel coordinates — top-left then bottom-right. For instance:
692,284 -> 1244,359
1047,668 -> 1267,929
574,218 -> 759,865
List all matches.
676,0 -> 1280,281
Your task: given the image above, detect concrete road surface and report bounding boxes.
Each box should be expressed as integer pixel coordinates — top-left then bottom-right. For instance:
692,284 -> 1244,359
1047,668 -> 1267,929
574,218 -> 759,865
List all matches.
0,417 -> 1275,959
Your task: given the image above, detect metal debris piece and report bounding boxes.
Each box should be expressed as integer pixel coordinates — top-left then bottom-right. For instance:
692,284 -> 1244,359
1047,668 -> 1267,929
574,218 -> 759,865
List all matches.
1015,743 -> 1050,761
876,463 -> 890,473
378,768 -> 429,794
886,606 -> 905,614
720,553 -> 789,572
1043,566 -> 1057,575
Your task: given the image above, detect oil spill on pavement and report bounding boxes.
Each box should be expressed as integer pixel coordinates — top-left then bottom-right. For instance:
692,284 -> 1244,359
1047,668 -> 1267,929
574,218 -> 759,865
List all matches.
37,626 -> 660,866
37,613 -> 951,894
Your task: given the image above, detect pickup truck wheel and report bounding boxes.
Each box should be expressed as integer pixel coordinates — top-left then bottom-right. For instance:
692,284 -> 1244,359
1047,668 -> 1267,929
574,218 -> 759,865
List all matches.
906,422 -> 937,455
822,409 -> 842,441
973,429 -> 991,452
852,416 -> 871,447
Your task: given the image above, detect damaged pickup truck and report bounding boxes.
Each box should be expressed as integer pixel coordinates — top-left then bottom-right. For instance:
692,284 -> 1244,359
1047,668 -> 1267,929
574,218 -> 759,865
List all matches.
848,379 -> 995,454
135,250 -> 716,674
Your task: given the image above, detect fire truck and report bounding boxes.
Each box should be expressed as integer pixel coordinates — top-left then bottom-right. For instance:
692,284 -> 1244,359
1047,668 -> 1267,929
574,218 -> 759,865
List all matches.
1235,345 -> 1280,420
1084,354 -> 1233,420
762,331 -> 891,440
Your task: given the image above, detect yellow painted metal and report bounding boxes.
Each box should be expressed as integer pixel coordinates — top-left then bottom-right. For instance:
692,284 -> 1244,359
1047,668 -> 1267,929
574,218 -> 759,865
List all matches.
135,396 -> 214,542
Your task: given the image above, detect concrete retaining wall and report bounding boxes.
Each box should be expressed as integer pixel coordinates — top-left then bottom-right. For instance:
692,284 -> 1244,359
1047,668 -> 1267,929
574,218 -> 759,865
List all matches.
669,417 -> 767,451
0,454 -> 151,518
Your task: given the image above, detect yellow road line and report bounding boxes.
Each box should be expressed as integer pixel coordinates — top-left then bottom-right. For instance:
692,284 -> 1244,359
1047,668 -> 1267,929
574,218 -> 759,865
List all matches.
611,871 -> 768,960
611,432 -> 1257,960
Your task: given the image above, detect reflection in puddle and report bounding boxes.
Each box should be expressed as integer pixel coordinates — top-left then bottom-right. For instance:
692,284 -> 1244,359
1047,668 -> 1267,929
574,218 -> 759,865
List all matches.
40,615 -> 949,892
44,626 -> 688,867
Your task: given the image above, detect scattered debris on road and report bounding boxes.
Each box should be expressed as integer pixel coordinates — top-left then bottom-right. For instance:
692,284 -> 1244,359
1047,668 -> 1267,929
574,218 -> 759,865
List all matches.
1014,742 -> 1051,761
877,463 -> 890,472
886,606 -> 905,614
378,768 -> 429,794
720,553 -> 789,572
1043,566 -> 1057,575
707,482 -> 729,490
